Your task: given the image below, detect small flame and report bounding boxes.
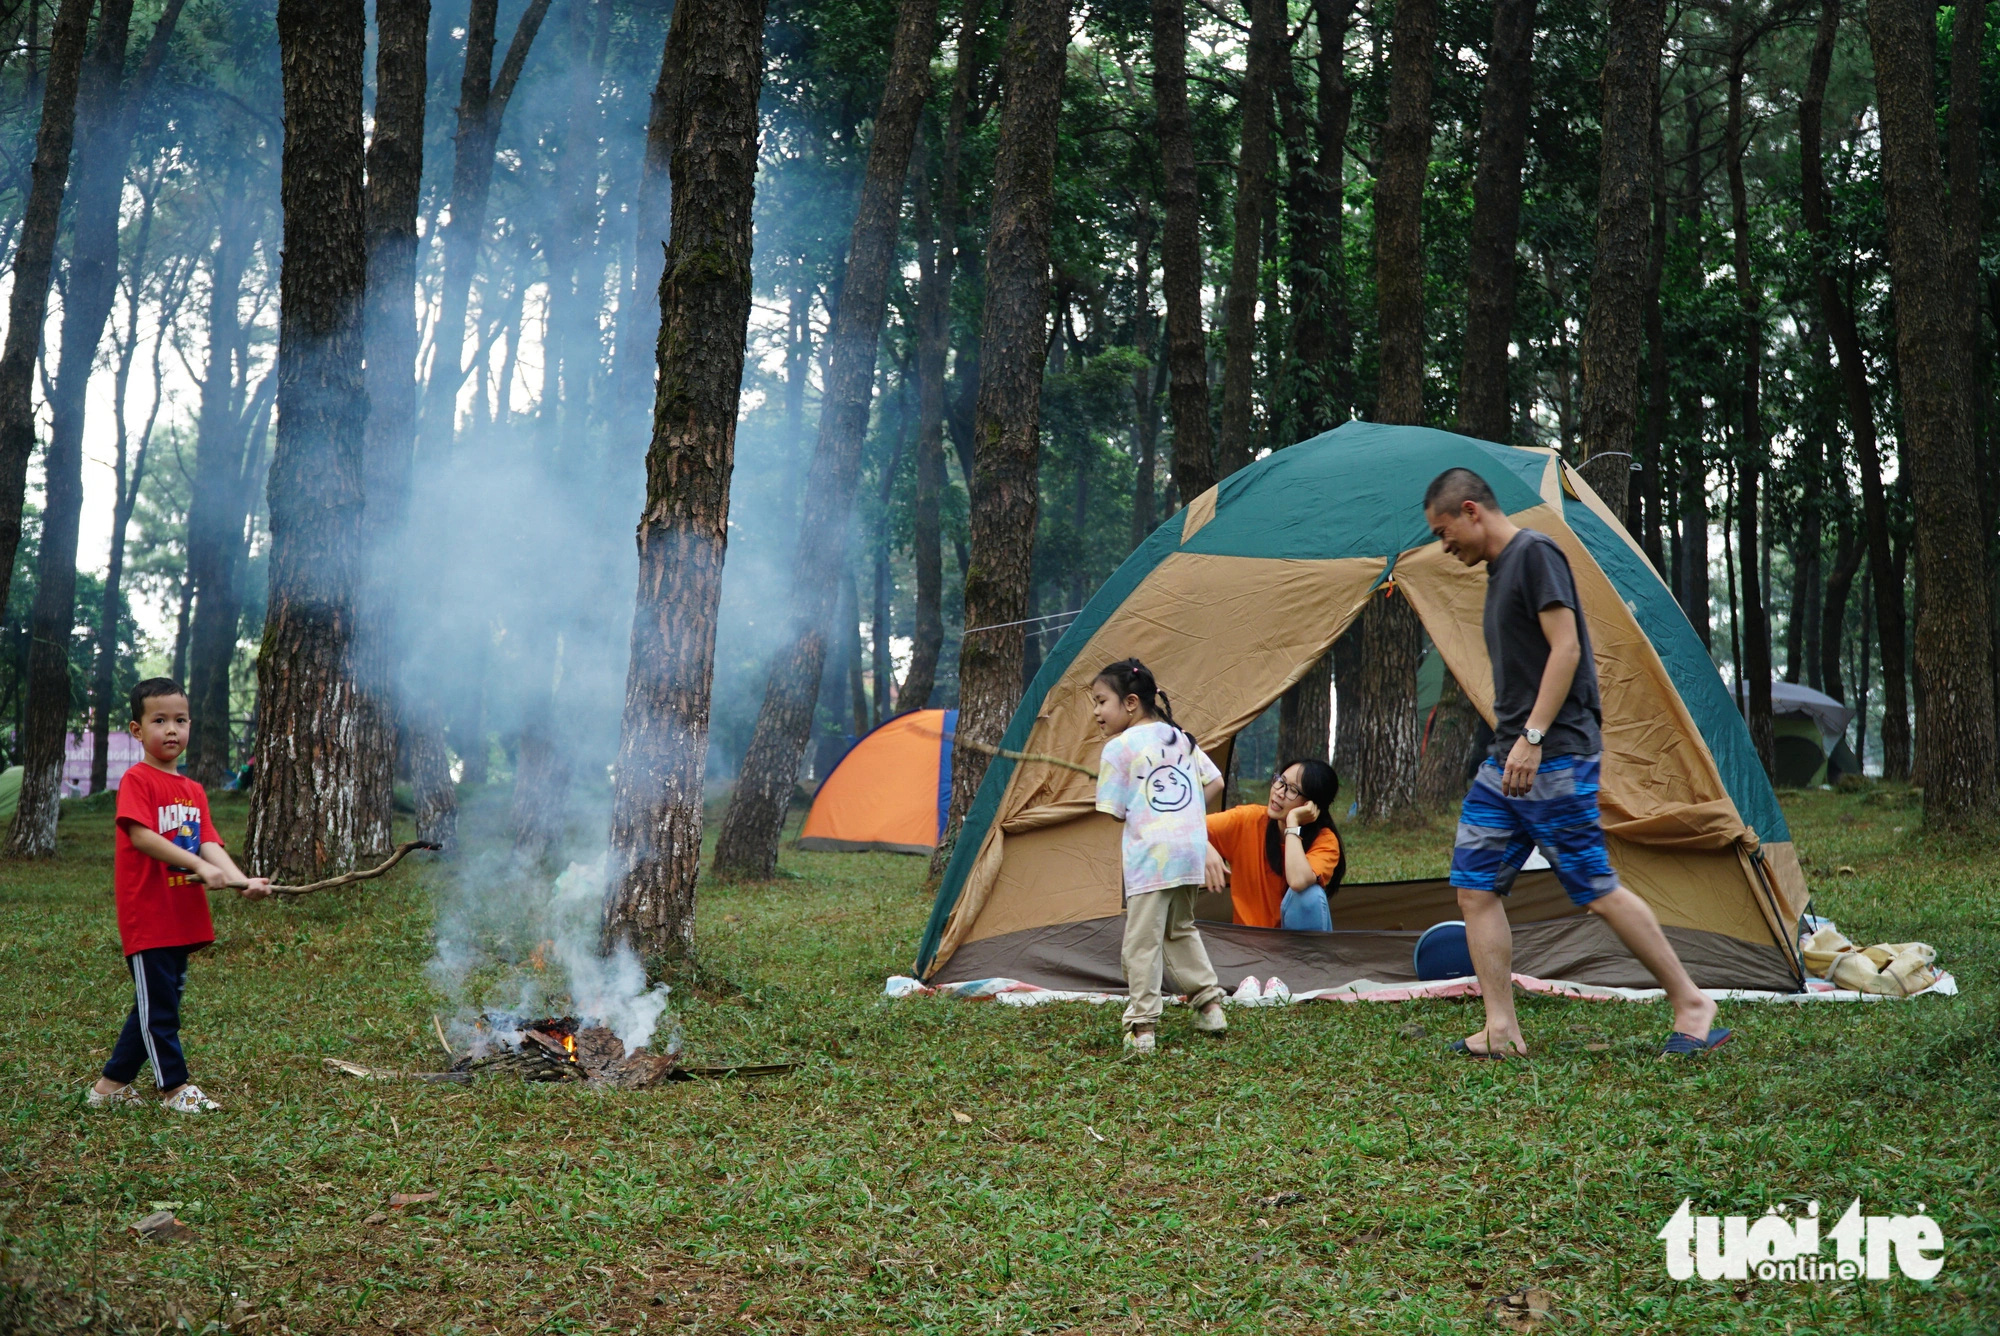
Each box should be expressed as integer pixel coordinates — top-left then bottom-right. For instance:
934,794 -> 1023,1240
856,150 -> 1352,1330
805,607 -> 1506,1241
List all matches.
563,1033 -> 577,1060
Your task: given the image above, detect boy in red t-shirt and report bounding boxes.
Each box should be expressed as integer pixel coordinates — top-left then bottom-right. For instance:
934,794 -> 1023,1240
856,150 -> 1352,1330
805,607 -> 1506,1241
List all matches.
87,677 -> 270,1114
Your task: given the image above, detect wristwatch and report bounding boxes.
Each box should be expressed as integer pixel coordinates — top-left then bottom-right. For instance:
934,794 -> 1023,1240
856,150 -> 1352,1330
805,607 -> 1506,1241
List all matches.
1523,727 -> 1545,746
1284,826 -> 1302,838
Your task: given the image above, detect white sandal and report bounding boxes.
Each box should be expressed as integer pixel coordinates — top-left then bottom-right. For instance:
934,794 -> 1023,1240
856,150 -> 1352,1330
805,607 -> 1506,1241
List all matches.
85,1083 -> 145,1109
160,1084 -> 220,1114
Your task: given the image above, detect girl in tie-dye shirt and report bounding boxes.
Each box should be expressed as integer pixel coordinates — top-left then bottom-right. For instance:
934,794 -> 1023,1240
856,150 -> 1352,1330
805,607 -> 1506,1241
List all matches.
1091,659 -> 1229,1053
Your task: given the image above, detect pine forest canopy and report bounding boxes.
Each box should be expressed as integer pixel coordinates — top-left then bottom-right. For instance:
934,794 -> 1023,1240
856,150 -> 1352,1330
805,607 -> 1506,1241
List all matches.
0,0 -> 1991,945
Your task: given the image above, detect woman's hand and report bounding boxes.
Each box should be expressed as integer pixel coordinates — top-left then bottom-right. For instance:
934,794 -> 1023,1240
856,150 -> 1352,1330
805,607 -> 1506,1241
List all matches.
1204,845 -> 1231,892
1285,801 -> 1319,829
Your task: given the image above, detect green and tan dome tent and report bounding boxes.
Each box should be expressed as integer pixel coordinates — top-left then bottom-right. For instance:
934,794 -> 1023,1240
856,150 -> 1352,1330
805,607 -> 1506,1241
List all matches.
914,422 -> 1810,995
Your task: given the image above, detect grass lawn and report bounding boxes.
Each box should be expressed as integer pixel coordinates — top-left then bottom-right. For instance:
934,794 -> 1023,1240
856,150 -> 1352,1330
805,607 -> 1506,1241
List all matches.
2,782 -> 1995,1334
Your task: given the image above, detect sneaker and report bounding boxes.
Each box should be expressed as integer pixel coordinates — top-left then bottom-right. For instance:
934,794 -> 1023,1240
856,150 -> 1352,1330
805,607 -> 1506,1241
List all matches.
1122,1027 -> 1157,1054
1192,1002 -> 1228,1035
85,1083 -> 144,1109
160,1084 -> 220,1115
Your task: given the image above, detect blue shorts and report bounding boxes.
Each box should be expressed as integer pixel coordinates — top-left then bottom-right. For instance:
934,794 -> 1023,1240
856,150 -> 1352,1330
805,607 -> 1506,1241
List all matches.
1449,752 -> 1619,907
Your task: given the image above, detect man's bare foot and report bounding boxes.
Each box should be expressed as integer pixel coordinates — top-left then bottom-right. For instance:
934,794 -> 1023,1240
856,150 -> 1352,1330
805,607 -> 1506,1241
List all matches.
1670,992 -> 1718,1044
1458,1028 -> 1527,1058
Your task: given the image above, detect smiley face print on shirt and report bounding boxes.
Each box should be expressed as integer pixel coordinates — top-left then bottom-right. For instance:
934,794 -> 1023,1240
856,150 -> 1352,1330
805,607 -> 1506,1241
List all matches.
1145,764 -> 1195,812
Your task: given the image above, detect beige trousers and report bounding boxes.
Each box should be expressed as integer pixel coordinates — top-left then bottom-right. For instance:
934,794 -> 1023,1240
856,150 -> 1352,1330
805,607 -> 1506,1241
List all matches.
1120,884 -> 1225,1027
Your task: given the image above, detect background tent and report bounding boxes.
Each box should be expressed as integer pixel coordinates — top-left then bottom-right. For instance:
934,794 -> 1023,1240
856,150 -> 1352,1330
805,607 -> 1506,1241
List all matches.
1734,679 -> 1859,787
798,709 -> 956,855
915,423 -> 1810,996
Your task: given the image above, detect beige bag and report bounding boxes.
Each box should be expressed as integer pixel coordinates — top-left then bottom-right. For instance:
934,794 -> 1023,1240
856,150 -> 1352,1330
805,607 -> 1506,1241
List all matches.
1804,923 -> 1939,996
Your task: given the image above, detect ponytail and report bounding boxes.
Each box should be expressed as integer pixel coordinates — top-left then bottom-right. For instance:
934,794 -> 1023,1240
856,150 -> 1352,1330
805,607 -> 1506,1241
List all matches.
1094,658 -> 1192,751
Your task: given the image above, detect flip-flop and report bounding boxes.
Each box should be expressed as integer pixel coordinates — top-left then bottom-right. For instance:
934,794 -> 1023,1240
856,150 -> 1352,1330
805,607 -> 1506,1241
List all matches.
1659,1027 -> 1733,1058
1448,1037 -> 1511,1060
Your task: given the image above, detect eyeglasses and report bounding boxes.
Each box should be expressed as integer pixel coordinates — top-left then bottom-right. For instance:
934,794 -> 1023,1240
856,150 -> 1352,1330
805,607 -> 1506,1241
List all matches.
1269,774 -> 1302,801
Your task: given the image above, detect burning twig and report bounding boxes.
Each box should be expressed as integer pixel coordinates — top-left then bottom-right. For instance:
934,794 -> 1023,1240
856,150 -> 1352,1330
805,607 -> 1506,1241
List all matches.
229,840 -> 442,900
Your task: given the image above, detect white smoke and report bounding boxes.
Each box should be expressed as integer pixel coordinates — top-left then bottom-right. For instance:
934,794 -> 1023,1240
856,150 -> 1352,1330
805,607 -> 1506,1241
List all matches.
427,851 -> 675,1053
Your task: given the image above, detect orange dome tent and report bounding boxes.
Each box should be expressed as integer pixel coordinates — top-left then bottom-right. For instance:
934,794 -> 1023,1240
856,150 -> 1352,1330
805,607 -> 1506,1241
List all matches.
798,709 -> 957,855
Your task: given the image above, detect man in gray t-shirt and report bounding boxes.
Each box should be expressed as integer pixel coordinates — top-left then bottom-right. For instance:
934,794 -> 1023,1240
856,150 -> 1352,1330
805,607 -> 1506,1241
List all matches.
1421,467 -> 1728,1061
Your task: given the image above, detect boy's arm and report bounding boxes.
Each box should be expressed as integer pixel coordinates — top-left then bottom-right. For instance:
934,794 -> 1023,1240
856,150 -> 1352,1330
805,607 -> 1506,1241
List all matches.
125,822 -> 228,888
201,841 -> 273,899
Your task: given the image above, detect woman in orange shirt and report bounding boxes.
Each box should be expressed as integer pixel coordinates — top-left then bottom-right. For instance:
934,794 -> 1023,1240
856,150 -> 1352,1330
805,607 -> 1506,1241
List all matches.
1203,759 -> 1345,930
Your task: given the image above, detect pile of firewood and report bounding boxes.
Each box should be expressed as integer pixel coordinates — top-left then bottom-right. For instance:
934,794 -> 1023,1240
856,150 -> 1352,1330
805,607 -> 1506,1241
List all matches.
454,1017 -> 679,1089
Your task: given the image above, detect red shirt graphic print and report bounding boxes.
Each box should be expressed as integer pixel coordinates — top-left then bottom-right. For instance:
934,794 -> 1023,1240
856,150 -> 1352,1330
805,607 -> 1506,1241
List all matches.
113,762 -> 219,955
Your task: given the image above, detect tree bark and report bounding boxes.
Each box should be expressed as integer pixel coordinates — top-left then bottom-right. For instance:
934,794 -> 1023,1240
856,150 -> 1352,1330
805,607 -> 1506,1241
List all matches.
1334,588 -> 1423,822
1214,0 -> 1282,478
1455,0 -> 1534,444
1416,664 -> 1479,808
1151,0 -> 1215,505
0,0 -> 90,624
247,0 -> 372,882
1278,650 -> 1332,763
183,190 -> 276,790
1130,205 -> 1161,543
934,0 -> 1070,871
1724,32 -> 1773,777
1821,520 -> 1861,703
1276,0 -> 1351,442
9,0 -> 148,858
1801,0 -> 1906,776
602,0 -> 766,956
91,188 -> 171,794
1867,0 -> 1997,822
1372,0 -> 1437,425
1637,90 -> 1668,572
416,0 -> 553,456
1342,0 -> 1435,826
615,16 -> 676,425
1574,0 -> 1662,521
710,0 -> 939,880
1314,0 -> 1356,420
355,0 -> 432,857
898,9 -> 981,715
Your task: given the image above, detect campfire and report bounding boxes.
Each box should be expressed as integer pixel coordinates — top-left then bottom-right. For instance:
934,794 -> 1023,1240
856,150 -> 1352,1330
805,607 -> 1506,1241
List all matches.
454,1015 -> 681,1088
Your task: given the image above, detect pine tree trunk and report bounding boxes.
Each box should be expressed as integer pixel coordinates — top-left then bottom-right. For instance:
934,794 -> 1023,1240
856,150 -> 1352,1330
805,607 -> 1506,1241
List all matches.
1574,0 -> 1662,521
1802,0 -> 1907,778
355,0 -> 432,859
1151,0 -> 1214,505
8,0 -> 143,858
1334,590 -> 1424,822
1372,0 -> 1437,425
1130,208 -> 1160,543
1637,95 -> 1669,572
1315,0 -> 1355,419
1343,0 -> 1435,826
602,0 -> 766,956
184,208 -> 274,790
247,0 -> 372,882
1416,666 -> 1479,808
416,0 -> 552,456
1725,35 -> 1774,777
91,182 -> 170,793
0,0 -> 90,623
615,16 -> 675,424
934,0 -> 1070,871
1820,521 -> 1862,702
1215,0 -> 1282,478
1455,0 -> 1534,444
1278,650 -> 1333,764
710,0 -> 938,880
1867,0 -> 1997,823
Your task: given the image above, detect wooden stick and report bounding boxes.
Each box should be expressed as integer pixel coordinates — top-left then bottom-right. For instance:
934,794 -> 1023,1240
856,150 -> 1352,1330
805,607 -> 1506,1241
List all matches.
956,736 -> 1097,778
911,726 -> 1096,777
228,840 -> 442,900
